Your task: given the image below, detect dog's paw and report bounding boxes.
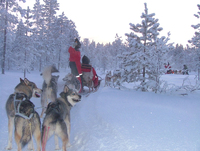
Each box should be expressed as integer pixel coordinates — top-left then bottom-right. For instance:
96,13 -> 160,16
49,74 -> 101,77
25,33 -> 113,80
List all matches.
28,147 -> 33,150
6,143 -> 12,150
67,142 -> 71,147
28,142 -> 33,150
6,146 -> 12,150
55,146 -> 60,150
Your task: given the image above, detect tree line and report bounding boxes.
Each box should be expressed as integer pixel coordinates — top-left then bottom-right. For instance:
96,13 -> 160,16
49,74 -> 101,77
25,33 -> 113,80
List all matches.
1,1 -> 200,91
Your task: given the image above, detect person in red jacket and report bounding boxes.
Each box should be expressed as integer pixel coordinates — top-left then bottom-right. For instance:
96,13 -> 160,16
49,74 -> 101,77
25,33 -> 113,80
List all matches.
68,38 -> 83,93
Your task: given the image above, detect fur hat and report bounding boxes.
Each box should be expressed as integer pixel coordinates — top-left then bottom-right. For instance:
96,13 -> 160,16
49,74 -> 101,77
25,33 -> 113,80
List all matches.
74,38 -> 81,50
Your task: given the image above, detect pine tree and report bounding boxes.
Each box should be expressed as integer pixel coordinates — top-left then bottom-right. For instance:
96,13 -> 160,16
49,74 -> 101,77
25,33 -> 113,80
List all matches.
32,0 -> 45,71
0,0 -> 24,74
54,12 -> 78,70
189,4 -> 200,80
125,3 -> 164,91
42,0 -> 60,66
12,19 -> 37,78
147,33 -> 173,93
112,34 -> 124,69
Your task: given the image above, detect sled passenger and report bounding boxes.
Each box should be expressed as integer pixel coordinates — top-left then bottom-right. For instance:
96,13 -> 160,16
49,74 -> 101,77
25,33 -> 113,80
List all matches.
68,38 -> 83,93
165,62 -> 173,74
81,55 -> 99,89
182,64 -> 189,75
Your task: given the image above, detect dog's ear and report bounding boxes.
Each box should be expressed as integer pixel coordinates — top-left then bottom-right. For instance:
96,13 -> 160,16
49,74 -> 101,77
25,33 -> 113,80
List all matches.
24,78 -> 30,85
20,78 -> 24,83
51,65 -> 59,73
59,92 -> 66,98
63,85 -> 70,93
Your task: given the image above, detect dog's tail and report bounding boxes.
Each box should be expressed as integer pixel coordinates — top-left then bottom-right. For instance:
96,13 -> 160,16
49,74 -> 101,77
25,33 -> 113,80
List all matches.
41,118 -> 64,144
42,65 -> 58,85
42,66 -> 52,85
20,127 -> 32,148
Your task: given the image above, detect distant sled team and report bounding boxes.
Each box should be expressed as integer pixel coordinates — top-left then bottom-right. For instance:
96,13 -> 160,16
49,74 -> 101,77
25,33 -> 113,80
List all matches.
104,70 -> 122,88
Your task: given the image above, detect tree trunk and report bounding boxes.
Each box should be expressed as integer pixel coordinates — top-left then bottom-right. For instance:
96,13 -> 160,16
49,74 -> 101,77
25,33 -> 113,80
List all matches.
2,1 -> 8,74
198,56 -> 200,81
58,48 -> 61,71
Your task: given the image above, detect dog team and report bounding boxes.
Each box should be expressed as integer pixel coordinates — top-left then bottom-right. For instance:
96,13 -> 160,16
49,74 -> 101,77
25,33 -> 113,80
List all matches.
104,70 -> 122,88
5,65 -> 81,151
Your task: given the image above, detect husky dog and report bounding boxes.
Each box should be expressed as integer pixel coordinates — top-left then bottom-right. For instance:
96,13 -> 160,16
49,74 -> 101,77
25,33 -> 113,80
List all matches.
14,93 -> 41,151
104,71 -> 112,87
5,78 -> 42,150
62,73 -> 81,91
41,85 -> 81,151
40,65 -> 59,118
82,69 -> 94,92
112,70 -> 122,88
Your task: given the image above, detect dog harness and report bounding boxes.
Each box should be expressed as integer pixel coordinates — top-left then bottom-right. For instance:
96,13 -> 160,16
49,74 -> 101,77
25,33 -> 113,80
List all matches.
14,93 -> 34,120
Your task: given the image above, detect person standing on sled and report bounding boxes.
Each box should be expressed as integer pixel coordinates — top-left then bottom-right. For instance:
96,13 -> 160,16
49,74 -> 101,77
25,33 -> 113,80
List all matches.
68,38 -> 83,93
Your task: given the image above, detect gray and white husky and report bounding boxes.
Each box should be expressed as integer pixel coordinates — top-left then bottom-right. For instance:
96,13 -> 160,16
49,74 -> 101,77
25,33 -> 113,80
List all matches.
5,78 -> 42,150
63,73 -> 81,91
40,65 -> 59,118
41,85 -> 81,151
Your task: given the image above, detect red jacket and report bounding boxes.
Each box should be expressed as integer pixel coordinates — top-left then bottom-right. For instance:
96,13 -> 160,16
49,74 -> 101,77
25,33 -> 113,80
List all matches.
68,46 -> 81,62
68,46 -> 82,74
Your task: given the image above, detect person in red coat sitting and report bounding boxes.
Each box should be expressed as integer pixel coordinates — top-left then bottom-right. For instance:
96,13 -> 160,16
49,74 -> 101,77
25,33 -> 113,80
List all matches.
68,38 -> 83,93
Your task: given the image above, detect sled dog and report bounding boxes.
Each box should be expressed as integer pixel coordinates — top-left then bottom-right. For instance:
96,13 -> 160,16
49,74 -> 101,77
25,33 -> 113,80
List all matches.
63,73 -> 81,91
82,69 -> 94,92
14,93 -> 41,151
41,85 -> 81,151
104,71 -> 112,87
40,65 -> 59,118
5,78 -> 42,150
112,70 -> 122,88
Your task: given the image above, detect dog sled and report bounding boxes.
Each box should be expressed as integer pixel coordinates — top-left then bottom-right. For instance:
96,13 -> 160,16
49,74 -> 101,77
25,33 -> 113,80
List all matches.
81,55 -> 102,92
63,55 -> 102,94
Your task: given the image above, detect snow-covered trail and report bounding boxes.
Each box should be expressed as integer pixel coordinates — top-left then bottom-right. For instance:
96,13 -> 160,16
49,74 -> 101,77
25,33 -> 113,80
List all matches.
0,71 -> 200,151
70,86 -> 200,151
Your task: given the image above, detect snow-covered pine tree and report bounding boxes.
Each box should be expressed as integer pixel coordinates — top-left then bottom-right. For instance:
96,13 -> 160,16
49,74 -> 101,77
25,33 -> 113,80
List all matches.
112,34 -> 124,69
189,4 -> 200,80
102,43 -> 112,72
125,3 -> 164,91
87,40 -> 96,66
12,21 -> 35,78
93,43 -> 104,68
23,6 -> 41,74
82,38 -> 90,57
120,44 -> 143,83
170,44 -> 185,70
41,0 -> 60,66
0,0 -> 24,74
32,0 -> 45,71
146,33 -> 173,93
53,12 -> 79,70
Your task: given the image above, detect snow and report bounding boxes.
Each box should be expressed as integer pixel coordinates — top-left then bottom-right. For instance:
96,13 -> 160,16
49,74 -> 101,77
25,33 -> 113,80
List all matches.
0,70 -> 200,151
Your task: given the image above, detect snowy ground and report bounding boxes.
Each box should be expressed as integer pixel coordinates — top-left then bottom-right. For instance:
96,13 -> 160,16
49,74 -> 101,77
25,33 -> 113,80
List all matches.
0,69 -> 200,151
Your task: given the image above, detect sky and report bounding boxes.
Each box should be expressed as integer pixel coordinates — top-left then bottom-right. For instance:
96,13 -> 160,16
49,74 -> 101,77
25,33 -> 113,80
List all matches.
25,0 -> 200,46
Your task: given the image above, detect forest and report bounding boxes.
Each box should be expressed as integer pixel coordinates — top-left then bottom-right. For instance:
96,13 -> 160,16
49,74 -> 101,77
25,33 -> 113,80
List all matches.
1,0 -> 200,92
